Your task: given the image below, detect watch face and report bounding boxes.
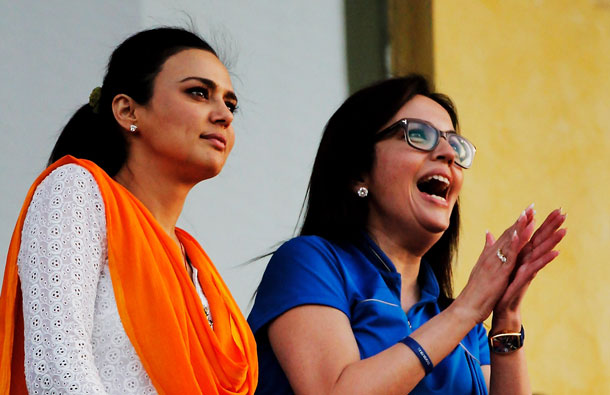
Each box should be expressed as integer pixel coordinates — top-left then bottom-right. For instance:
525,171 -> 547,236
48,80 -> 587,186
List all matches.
489,335 -> 522,353
489,326 -> 525,354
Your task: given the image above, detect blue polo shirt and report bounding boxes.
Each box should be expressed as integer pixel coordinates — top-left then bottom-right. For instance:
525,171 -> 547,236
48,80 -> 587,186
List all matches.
248,235 -> 490,394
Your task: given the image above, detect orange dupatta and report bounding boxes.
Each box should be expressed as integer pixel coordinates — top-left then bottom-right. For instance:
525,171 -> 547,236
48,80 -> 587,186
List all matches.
0,156 -> 258,394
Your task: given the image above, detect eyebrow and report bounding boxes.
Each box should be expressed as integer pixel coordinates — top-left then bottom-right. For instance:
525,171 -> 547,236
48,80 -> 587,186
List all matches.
179,76 -> 238,103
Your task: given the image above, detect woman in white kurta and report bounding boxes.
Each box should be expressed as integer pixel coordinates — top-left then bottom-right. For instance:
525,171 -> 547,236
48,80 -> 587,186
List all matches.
0,27 -> 258,395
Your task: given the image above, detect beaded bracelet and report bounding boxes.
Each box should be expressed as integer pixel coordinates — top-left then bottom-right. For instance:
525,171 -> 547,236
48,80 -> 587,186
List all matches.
400,336 -> 434,375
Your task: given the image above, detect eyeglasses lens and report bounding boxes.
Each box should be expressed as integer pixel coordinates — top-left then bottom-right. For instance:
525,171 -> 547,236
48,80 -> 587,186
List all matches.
447,134 -> 474,168
406,121 -> 474,168
406,123 -> 438,151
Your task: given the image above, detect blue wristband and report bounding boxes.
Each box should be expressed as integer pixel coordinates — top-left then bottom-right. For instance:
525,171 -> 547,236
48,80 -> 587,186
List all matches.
400,336 -> 434,375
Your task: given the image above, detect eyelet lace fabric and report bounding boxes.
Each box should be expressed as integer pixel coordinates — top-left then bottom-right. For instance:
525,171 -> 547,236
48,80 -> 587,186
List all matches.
17,164 -> 156,394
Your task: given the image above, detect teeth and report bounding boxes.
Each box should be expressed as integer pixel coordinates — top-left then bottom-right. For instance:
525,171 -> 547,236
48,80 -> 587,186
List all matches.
431,175 -> 449,185
429,175 -> 450,185
429,194 -> 447,202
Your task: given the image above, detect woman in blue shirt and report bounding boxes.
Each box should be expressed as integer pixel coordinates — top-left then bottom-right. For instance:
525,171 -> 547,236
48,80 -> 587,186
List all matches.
249,75 -> 566,394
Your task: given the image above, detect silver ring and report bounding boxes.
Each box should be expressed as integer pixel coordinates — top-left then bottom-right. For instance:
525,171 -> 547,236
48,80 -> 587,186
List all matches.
496,249 -> 507,264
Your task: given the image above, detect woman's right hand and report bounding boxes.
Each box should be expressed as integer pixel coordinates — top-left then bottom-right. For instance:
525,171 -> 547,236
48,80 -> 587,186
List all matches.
492,208 -> 566,325
453,205 -> 537,325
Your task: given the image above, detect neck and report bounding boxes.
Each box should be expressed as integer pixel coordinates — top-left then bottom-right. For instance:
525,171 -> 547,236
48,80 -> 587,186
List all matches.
114,160 -> 192,244
367,224 -> 441,311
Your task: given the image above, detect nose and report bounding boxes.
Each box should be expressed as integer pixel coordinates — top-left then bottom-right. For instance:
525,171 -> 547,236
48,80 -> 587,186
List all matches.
209,99 -> 234,127
433,135 -> 457,166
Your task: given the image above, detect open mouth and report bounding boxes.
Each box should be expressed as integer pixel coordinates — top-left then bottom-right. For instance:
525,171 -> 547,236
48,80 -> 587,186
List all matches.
417,175 -> 450,202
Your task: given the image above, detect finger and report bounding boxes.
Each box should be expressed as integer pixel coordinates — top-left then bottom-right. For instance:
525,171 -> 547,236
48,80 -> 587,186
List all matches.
500,229 -> 521,271
490,205 -> 538,267
527,228 -> 567,262
531,211 -> 563,247
479,231 -> 495,265
486,230 -> 496,247
521,211 -> 566,262
518,248 -> 560,285
524,203 -> 535,223
508,211 -> 534,255
519,209 -> 564,259
531,249 -> 560,273
516,243 -> 533,265
519,204 -> 536,233
517,216 -> 536,249
529,209 -> 565,248
494,209 -> 530,249
511,249 -> 560,291
501,249 -> 560,304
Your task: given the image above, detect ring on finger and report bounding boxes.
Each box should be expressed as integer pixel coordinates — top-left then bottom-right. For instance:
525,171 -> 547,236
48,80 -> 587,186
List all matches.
496,248 -> 507,264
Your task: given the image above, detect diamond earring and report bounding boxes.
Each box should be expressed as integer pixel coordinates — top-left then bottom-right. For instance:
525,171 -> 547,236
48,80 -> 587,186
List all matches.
357,186 -> 368,198
130,124 -> 138,133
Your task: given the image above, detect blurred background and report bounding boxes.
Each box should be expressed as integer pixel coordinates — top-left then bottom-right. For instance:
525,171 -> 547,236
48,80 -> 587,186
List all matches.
1,1 -> 608,392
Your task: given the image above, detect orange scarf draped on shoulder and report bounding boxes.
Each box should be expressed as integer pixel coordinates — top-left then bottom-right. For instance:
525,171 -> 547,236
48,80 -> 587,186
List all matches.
0,156 -> 258,394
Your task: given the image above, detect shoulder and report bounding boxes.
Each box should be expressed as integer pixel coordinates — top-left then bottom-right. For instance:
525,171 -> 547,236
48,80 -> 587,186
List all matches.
36,163 -> 100,194
19,163 -> 108,273
266,235 -> 353,280
248,236 -> 354,332
272,235 -> 339,261
28,163 -> 105,218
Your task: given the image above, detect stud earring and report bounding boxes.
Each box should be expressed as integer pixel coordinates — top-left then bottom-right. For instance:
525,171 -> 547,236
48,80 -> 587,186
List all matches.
130,124 -> 138,133
357,186 -> 368,198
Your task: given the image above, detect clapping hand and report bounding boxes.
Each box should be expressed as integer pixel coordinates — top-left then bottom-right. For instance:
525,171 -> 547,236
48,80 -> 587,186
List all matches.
456,205 -> 566,327
492,208 -> 567,325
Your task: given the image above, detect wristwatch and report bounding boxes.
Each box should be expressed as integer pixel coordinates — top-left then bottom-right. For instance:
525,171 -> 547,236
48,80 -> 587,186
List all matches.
488,325 -> 525,354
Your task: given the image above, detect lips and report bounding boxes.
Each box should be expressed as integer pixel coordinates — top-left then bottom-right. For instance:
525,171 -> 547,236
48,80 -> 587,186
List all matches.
417,173 -> 451,203
200,133 -> 227,149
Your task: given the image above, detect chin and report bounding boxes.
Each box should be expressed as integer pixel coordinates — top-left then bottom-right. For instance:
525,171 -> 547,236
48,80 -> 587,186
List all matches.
179,160 -> 225,184
424,225 -> 449,235
199,166 -> 224,181
200,155 -> 228,174
420,216 -> 451,234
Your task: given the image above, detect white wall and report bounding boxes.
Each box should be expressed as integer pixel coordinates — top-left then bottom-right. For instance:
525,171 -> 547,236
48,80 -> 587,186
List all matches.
0,0 -> 348,311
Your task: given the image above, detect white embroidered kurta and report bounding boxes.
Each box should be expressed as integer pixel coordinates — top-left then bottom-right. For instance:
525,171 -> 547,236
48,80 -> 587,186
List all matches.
16,164 -> 212,394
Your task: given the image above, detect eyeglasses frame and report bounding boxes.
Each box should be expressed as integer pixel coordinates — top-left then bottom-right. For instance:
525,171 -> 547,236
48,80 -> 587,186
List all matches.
375,118 -> 476,169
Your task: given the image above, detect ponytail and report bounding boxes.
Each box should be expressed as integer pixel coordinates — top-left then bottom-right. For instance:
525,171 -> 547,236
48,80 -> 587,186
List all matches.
48,100 -> 127,176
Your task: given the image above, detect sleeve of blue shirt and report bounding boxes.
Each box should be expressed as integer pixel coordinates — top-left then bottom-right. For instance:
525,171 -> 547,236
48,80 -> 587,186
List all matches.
248,236 -> 350,334
476,323 -> 491,366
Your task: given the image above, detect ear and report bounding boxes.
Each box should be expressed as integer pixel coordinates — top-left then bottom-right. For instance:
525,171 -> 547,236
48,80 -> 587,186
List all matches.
112,93 -> 139,132
351,173 -> 370,194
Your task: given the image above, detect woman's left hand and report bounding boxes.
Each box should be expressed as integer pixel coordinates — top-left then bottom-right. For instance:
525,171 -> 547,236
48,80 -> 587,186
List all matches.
491,208 -> 567,326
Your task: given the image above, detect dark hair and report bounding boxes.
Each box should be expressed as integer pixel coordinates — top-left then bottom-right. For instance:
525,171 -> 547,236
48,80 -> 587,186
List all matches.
299,74 -> 460,307
49,27 -> 218,176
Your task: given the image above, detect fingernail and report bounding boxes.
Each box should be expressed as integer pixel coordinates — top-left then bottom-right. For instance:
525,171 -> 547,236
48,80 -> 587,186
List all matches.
513,229 -> 517,238
527,203 -> 535,210
519,210 -> 526,220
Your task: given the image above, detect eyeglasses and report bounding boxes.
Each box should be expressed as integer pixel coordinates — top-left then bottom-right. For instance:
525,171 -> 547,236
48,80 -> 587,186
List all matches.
376,118 -> 476,169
